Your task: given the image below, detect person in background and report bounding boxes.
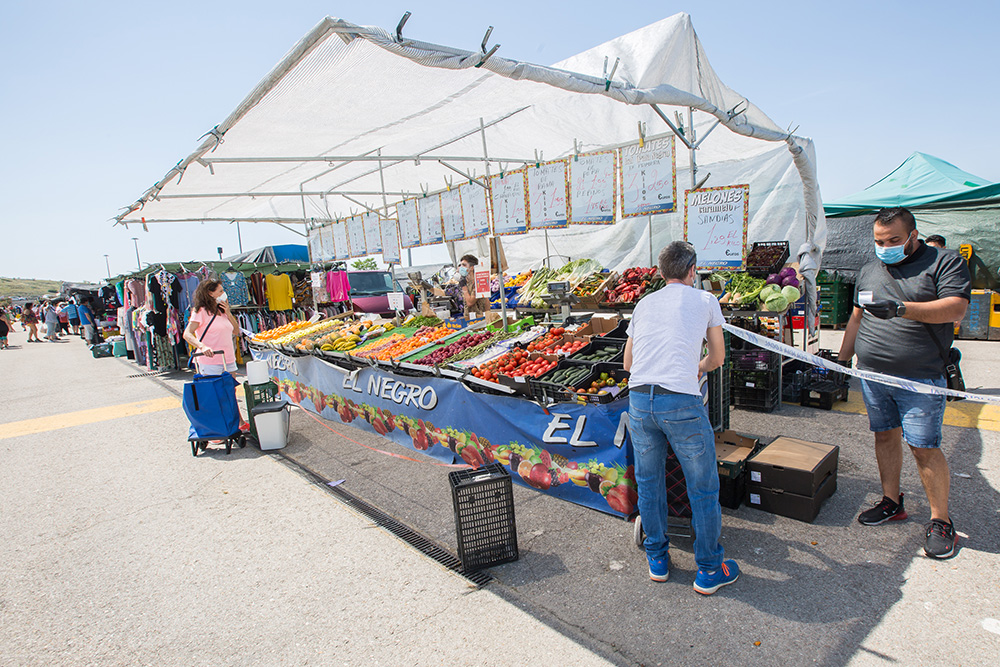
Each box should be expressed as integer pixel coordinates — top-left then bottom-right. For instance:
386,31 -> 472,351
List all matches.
43,300 -> 61,342
78,298 -> 96,344
21,302 -> 40,342
925,235 -> 946,249
0,308 -> 12,349
57,303 -> 70,335
458,254 -> 490,317
623,241 -> 738,595
838,207 -> 970,559
182,279 -> 248,432
63,298 -> 80,335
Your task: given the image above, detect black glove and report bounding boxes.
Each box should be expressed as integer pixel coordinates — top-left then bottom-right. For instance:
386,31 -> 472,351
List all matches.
863,299 -> 902,320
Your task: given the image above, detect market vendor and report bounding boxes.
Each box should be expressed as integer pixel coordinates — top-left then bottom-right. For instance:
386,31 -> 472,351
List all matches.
623,241 -> 739,595
458,254 -> 490,317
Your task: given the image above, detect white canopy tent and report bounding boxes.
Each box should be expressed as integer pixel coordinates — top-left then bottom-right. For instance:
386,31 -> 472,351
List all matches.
116,12 -> 825,325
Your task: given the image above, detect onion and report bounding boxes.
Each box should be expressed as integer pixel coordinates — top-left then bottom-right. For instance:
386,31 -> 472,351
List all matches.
766,273 -> 781,285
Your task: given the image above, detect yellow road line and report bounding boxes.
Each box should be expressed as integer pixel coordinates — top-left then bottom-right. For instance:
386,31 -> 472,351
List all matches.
0,396 -> 181,440
829,391 -> 1000,433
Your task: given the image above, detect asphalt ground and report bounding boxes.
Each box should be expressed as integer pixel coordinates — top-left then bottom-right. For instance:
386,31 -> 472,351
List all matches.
2,328 -> 998,666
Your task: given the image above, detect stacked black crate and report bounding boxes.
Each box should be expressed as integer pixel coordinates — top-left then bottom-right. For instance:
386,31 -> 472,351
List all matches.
730,344 -> 781,412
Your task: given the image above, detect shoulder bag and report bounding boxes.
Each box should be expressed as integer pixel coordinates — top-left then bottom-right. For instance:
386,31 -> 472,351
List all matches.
880,263 -> 965,401
187,313 -> 218,370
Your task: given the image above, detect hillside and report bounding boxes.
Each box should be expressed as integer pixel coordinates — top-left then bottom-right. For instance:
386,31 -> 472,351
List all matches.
0,277 -> 64,300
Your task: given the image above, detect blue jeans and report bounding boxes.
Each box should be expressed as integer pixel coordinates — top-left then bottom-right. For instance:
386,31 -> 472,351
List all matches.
628,387 -> 724,571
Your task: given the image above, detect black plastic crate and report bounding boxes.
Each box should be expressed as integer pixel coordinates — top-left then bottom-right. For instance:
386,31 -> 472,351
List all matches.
525,377 -> 572,404
801,380 -> 849,410
745,241 -> 790,277
707,365 -> 730,432
731,347 -> 781,372
568,338 -> 625,364
243,380 -> 279,442
449,463 -> 519,572
781,363 -> 810,403
811,350 -> 851,386
597,319 -> 630,341
539,357 -> 600,388
719,473 -> 746,510
733,381 -> 781,412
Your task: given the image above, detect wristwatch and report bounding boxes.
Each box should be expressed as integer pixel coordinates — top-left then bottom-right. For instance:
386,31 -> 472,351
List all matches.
896,302 -> 907,317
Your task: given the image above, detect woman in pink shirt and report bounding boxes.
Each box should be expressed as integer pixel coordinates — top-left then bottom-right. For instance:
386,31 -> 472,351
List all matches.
182,279 -> 248,431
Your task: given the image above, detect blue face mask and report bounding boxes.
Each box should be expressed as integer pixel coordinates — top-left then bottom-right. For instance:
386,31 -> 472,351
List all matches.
875,233 -> 912,265
459,266 -> 468,276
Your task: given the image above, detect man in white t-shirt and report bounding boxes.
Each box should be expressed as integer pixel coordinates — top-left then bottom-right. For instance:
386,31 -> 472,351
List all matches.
624,241 -> 739,595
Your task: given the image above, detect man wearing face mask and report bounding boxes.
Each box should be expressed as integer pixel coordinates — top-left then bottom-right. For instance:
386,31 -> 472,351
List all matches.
838,207 -> 970,559
458,254 -> 490,317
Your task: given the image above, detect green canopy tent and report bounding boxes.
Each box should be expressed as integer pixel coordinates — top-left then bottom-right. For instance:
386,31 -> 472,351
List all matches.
823,153 -> 1000,287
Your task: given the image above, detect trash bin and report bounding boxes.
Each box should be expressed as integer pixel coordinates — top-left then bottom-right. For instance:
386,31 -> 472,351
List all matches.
252,401 -> 290,451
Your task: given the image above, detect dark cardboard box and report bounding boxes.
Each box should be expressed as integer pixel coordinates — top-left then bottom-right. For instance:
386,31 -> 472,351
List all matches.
746,473 -> 837,522
715,431 -> 761,479
719,473 -> 746,510
746,437 -> 838,497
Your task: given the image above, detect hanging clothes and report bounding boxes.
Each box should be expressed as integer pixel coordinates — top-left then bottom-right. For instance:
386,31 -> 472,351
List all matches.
265,273 -> 294,311
248,271 -> 267,306
177,273 -> 201,313
311,271 -> 328,305
293,276 -> 312,307
327,270 -> 351,302
221,271 -> 250,306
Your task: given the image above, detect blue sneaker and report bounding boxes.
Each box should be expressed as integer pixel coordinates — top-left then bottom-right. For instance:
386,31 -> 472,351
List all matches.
694,559 -> 739,595
647,553 -> 669,582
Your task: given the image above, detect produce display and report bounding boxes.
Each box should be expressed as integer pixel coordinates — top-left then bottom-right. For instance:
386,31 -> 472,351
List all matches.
309,320 -> 393,352
402,314 -> 443,328
470,350 -> 558,381
514,258 -> 602,309
411,331 -> 497,366
746,242 -> 788,270
572,273 -> 607,298
604,267 -> 665,304
254,319 -> 338,346
546,339 -> 587,356
524,327 -> 566,352
543,365 -> 592,389
445,330 -> 520,362
504,271 -> 532,288
716,267 -> 801,313
571,343 -> 622,363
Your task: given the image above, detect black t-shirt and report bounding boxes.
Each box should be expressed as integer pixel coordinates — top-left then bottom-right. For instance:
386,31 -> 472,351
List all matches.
854,241 -> 971,379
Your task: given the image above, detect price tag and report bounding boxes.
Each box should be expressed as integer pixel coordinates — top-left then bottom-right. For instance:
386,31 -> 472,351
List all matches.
751,471 -> 761,483
474,270 -> 491,298
387,292 -> 405,311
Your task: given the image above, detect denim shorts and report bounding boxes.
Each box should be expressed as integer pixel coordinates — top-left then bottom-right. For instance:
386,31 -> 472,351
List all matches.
859,375 -> 947,448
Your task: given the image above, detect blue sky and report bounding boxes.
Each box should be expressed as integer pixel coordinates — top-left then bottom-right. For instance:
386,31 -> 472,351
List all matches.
2,1 -> 998,282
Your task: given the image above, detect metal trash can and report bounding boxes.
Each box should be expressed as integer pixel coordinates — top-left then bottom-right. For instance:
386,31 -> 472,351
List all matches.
252,401 -> 290,451
448,463 -> 518,572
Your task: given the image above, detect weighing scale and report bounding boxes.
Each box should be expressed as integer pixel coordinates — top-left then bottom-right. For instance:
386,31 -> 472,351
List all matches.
540,281 -> 579,322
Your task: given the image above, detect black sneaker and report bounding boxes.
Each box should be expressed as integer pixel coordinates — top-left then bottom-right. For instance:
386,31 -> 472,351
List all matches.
858,494 -> 908,525
924,519 -> 958,559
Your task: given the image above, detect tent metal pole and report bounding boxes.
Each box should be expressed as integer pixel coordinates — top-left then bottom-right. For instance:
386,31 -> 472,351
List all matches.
338,193 -> 385,218
480,117 -> 506,327
156,190 -> 418,199
376,148 -> 399,305
649,105 -> 693,150
649,216 -> 654,267
276,223 -> 307,237
237,221 -> 243,253
544,230 -> 551,269
688,107 -> 698,190
120,217 -> 311,224
438,161 -> 488,189
203,154 -> 534,165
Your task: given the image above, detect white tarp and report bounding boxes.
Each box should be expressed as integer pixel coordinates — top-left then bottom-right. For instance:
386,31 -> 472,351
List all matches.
117,12 -> 825,318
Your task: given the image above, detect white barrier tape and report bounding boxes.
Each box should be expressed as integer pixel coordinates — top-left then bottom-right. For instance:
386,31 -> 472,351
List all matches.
722,324 -> 1000,406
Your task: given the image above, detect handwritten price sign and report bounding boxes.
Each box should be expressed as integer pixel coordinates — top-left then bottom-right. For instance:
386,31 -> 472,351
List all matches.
683,184 -> 749,270
363,212 -> 382,255
346,215 -> 366,258
418,195 -> 443,246
396,199 -> 421,249
490,169 -> 529,236
319,224 -> 335,261
527,159 -> 569,229
569,151 -> 616,224
460,182 -> 490,238
381,218 -> 401,264
331,220 -> 349,260
619,136 -> 676,218
307,227 -> 323,263
440,188 -> 466,242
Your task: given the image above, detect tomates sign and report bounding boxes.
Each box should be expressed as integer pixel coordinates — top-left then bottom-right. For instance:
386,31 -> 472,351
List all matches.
619,136 -> 677,218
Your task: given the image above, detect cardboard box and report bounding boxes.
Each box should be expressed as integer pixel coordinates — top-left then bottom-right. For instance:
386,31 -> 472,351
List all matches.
575,315 -> 621,339
747,473 -> 837,522
747,437 -> 838,497
575,273 -> 618,309
715,431 -> 761,479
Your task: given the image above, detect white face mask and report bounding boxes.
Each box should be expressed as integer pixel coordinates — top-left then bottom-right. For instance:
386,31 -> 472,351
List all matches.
216,292 -> 229,303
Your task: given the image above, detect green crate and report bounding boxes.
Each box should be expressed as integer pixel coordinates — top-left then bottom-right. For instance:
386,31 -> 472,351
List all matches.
818,282 -> 853,298
244,380 -> 278,441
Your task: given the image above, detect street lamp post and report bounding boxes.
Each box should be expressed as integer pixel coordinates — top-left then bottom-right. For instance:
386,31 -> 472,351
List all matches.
130,238 -> 141,270
104,254 -> 111,280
